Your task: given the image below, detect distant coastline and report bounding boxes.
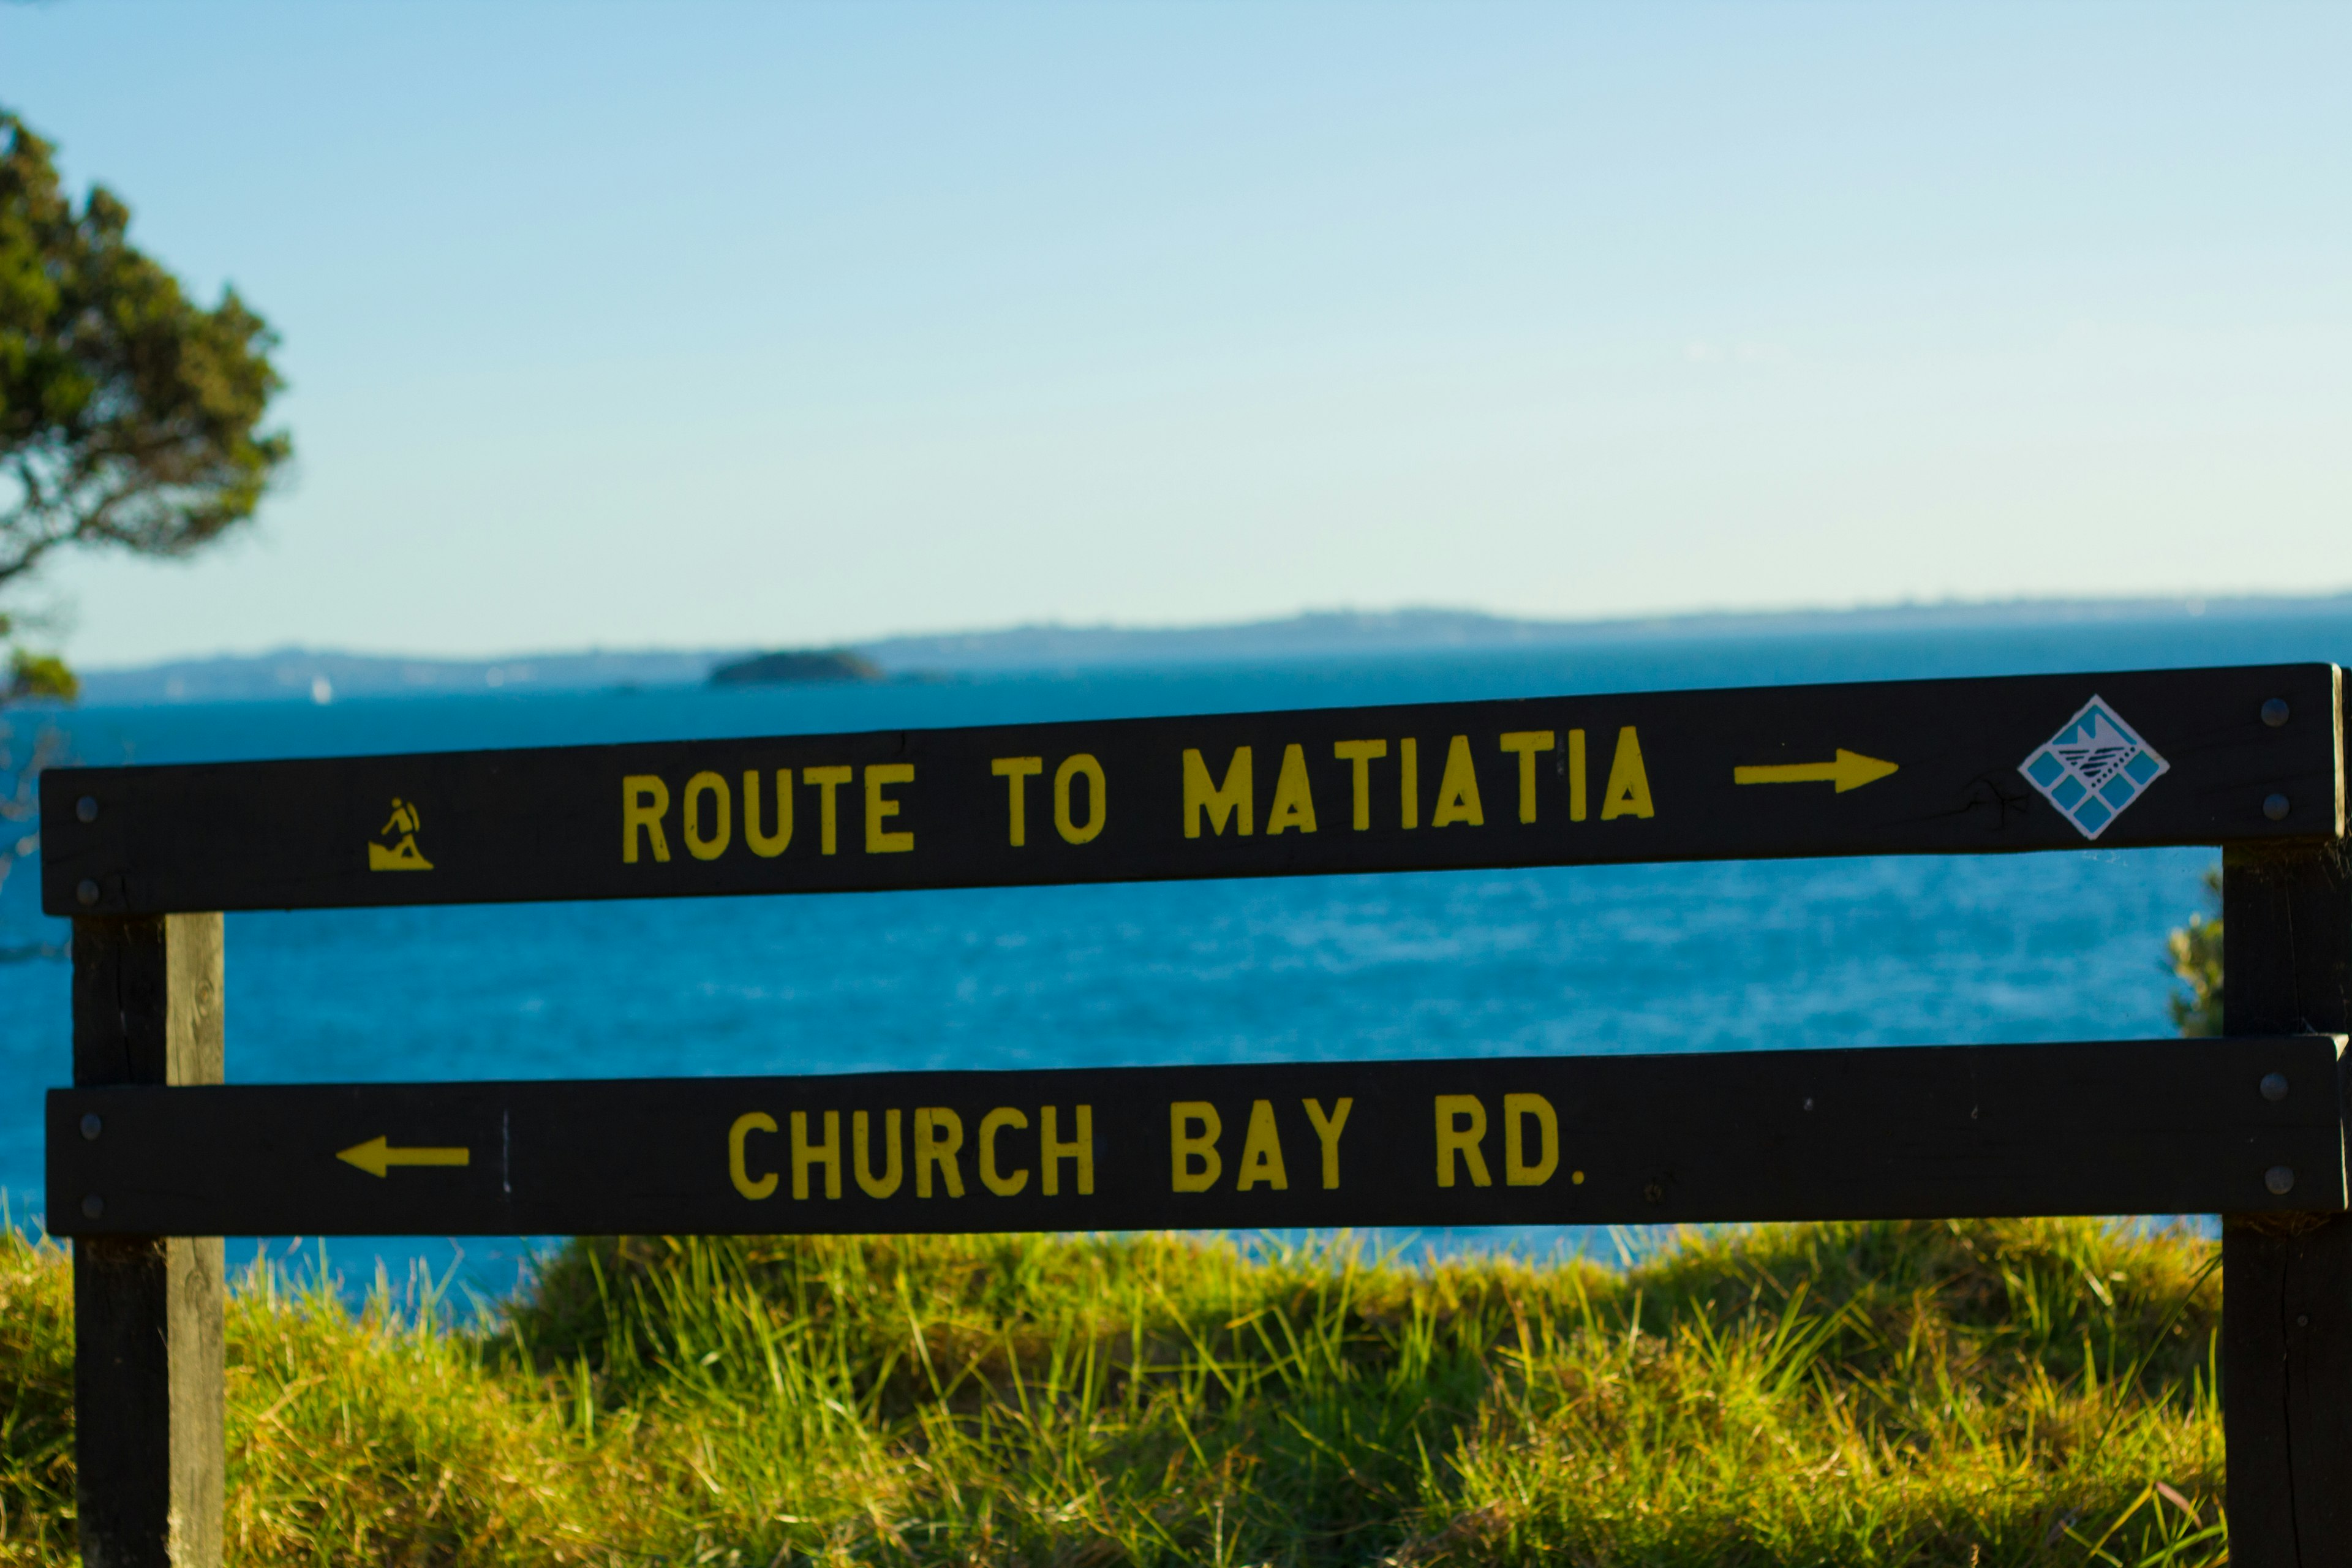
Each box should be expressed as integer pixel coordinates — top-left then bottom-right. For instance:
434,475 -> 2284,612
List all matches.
706,649 -> 883,687
69,592 -> 2352,705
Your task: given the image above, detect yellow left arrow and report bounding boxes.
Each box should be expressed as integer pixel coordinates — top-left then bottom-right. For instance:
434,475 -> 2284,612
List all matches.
336,1136 -> 471,1178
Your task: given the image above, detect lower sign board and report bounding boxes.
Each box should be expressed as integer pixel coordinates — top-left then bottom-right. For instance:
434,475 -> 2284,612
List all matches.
50,1037 -> 2346,1236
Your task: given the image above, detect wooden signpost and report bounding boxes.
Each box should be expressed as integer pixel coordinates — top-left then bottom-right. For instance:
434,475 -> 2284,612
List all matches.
48,1038 -> 2352,1237
37,663 -> 2352,1566
42,665 -> 2343,914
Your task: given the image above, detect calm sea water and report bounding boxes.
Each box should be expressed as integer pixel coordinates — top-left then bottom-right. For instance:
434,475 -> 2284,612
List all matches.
6,612 -> 2346,1296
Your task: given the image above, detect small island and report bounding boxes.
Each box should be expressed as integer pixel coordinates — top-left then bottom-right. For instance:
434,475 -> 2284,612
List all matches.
706,648 -> 883,686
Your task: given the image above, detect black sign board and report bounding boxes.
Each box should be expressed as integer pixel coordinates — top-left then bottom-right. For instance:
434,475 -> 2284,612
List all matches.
48,1036 -> 2346,1238
44,660 -> 2352,1567
40,665 -> 2344,917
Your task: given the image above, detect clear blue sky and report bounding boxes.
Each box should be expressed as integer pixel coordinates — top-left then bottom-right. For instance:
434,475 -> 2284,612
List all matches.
7,2 -> 2350,665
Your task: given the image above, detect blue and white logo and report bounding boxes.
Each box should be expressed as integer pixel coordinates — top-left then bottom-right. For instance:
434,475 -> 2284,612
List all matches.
2019,696 -> 2169,840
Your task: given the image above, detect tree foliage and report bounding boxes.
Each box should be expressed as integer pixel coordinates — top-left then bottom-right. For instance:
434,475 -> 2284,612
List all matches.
1,106 -> 289,685
2167,866 -> 2222,1037
0,106 -> 287,907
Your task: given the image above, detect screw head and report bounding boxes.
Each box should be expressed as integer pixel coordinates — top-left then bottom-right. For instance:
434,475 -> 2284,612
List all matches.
78,1113 -> 100,1140
75,796 -> 97,823
80,1194 -> 102,1220
2267,1166 -> 2297,1196
2263,698 -> 2291,727
75,879 -> 99,907
2262,1072 -> 2290,1102
2264,793 -> 2291,822
2299,1314 -> 2313,1328
1642,1180 -> 1665,1204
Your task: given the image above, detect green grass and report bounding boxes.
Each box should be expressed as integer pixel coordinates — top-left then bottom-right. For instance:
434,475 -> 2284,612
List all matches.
0,1218 -> 2226,1566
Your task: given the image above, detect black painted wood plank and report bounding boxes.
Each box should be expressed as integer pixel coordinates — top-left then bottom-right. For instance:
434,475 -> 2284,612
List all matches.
48,1038 -> 2346,1239
2223,836 -> 2352,1568
42,665 -> 2342,916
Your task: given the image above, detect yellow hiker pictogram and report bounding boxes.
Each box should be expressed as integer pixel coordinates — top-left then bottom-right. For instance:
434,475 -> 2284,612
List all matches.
1733,750 -> 1899,794
368,797 -> 434,870
336,1136 -> 470,1177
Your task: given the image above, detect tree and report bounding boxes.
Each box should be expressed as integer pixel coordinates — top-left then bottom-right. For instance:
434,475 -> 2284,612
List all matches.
2166,866 -> 2222,1037
0,106 -> 290,900
2,106 -> 290,696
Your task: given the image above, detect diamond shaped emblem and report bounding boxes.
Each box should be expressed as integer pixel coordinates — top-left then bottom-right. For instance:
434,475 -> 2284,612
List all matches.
2019,696 -> 2169,840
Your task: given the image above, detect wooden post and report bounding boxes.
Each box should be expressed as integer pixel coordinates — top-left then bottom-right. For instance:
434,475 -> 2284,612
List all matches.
2223,843 -> 2352,1564
71,914 -> 225,1568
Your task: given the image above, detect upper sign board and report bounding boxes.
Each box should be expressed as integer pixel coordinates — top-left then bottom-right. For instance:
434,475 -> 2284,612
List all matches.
42,665 -> 2345,916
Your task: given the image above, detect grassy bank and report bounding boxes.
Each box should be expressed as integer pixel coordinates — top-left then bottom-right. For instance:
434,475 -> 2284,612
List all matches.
0,1218 -> 2222,1567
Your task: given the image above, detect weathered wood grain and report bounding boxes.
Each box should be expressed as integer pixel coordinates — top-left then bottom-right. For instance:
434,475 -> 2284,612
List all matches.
72,914 -> 223,1568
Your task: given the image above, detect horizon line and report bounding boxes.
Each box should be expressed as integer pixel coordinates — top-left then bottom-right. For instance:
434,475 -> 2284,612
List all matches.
73,586 -> 2352,675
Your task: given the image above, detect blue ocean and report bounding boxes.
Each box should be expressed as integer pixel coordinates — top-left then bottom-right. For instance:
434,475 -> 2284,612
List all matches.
6,612 -> 2346,1297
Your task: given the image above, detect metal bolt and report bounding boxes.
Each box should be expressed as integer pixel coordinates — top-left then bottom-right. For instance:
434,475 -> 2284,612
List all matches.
80,1194 -> 103,1219
2267,1166 -> 2297,1195
2263,698 -> 2291,727
2264,793 -> 2291,821
75,796 -> 97,823
75,879 -> 99,907
78,1113 -> 100,1140
2262,1072 -> 2290,1102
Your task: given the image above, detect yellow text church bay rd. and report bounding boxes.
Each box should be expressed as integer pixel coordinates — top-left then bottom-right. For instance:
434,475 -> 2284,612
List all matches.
722,1090 -> 1579,1205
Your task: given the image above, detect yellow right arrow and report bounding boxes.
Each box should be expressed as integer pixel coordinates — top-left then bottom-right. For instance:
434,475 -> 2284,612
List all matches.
1733,749 -> 1900,794
336,1136 -> 472,1178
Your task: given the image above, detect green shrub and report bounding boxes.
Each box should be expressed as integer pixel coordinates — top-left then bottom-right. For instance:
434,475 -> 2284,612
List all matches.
0,1219 -> 2226,1566
2167,867 -> 2223,1038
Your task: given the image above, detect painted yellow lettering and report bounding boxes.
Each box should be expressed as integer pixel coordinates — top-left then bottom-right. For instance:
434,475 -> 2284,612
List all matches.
1504,1093 -> 1559,1186
728,1111 -> 777,1200
1183,747 -> 1254,838
1601,727 -> 1655,820
791,1109 -> 842,1200
992,756 -> 1043,846
979,1107 -> 1030,1197
1568,729 -> 1588,823
1041,1104 -> 1094,1195
1432,736 -> 1485,827
1235,1099 -> 1289,1191
865,763 -> 915,853
622,775 -> 672,864
1400,738 -> 1420,828
1434,1095 -> 1491,1188
854,1109 -> 903,1198
1302,1097 -> 1352,1189
1265,744 -> 1317,836
803,766 -> 853,854
1499,732 -> 1555,824
1055,754 -> 1107,845
683,771 -> 732,861
915,1107 -> 965,1197
744,769 -> 793,856
1332,741 -> 1387,831
1170,1101 -> 1223,1191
